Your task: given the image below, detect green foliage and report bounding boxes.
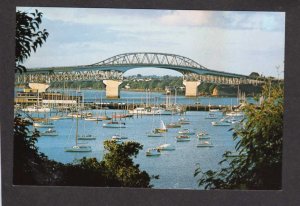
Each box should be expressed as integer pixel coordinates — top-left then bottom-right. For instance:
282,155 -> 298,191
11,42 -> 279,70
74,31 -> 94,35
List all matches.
14,9 -> 152,188
15,10 -> 49,73
249,72 -> 260,78
57,157 -> 119,187
13,117 -> 153,187
103,140 -> 154,187
58,141 -> 153,187
195,82 -> 283,189
13,115 -> 61,185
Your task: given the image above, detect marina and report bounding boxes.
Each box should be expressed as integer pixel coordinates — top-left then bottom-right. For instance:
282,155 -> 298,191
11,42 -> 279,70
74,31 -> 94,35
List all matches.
16,88 -> 245,189
9,8 -> 285,204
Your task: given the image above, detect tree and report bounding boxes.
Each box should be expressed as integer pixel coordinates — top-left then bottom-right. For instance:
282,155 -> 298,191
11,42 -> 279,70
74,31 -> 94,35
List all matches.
13,115 -> 61,185
14,117 -> 154,187
102,140 -> 154,187
14,9 -> 153,188
249,72 -> 260,78
195,82 -> 283,189
15,10 -> 49,73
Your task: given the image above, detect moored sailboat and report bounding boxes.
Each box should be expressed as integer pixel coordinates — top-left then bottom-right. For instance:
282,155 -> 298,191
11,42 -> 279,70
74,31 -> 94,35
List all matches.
178,128 -> 195,135
154,120 -> 168,133
33,122 -> 54,128
103,121 -> 126,128
146,148 -> 161,156
156,143 -> 175,151
178,117 -> 190,125
211,121 -> 231,126
64,114 -> 92,152
40,128 -> 58,136
197,140 -> 214,147
176,135 -> 191,142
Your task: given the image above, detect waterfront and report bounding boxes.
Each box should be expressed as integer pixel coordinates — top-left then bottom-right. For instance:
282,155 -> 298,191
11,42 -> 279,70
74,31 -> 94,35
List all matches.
47,89 -> 255,106
16,89 -> 250,189
32,110 -> 237,189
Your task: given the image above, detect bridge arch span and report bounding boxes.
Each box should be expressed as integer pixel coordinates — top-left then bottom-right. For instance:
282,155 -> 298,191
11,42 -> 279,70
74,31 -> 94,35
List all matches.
88,52 -> 210,75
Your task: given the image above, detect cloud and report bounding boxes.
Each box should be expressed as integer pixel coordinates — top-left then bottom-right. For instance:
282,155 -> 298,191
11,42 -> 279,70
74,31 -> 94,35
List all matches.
20,7 -> 285,32
18,7 -> 285,77
214,11 -> 285,31
159,10 -> 212,27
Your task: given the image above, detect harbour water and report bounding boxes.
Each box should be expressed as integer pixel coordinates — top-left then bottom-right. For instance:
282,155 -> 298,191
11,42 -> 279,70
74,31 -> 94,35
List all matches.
23,90 -> 249,189
49,89 -> 255,106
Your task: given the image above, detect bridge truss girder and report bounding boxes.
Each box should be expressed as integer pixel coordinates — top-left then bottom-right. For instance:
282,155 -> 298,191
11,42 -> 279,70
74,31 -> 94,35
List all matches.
92,52 -> 207,70
15,70 -> 123,84
183,73 -> 263,85
16,52 -> 263,85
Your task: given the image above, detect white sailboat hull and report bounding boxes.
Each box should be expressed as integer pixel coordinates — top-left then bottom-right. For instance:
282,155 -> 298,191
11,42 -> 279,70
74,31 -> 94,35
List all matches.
146,149 -> 161,156
157,144 -> 175,151
64,145 -> 92,152
33,123 -> 54,128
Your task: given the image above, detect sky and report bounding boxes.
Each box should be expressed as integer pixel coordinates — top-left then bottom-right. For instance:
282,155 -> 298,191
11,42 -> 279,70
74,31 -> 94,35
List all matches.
18,7 -> 285,78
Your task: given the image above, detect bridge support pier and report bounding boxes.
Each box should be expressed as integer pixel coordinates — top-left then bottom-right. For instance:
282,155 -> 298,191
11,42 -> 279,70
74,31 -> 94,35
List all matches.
103,80 -> 123,99
28,83 -> 50,93
183,80 -> 201,97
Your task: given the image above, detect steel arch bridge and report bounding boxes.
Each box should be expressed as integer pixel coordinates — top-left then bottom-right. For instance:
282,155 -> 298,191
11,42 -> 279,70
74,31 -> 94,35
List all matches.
16,52 -> 258,84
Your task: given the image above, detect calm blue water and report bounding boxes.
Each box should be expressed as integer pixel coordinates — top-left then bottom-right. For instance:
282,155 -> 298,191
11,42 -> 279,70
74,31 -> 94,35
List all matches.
19,90 -> 251,189
32,109 -> 239,189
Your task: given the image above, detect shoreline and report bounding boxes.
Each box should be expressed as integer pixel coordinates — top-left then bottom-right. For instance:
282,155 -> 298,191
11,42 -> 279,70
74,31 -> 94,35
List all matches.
16,86 -> 254,98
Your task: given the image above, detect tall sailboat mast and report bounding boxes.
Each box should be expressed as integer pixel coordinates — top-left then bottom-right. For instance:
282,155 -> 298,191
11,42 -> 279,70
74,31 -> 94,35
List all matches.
76,112 -> 79,146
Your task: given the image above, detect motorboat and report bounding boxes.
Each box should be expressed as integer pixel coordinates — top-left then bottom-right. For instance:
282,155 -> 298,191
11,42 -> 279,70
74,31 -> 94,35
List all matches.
99,115 -> 112,120
197,135 -> 211,140
49,116 -> 61,120
166,122 -> 181,128
64,145 -> 92,152
146,148 -> 161,156
197,131 -> 208,137
33,122 -> 54,128
156,143 -> 175,151
225,111 -> 244,117
68,113 -> 82,118
147,131 -> 164,137
197,140 -> 214,147
178,129 -> 195,135
78,134 -> 97,140
205,113 -> 218,119
111,134 -> 128,140
103,121 -> 126,128
209,108 -> 220,112
229,118 -> 241,124
176,135 -> 191,142
112,114 -> 131,119
68,112 -> 93,118
129,107 -> 172,115
22,106 -> 51,113
40,128 -> 58,136
84,116 -> 103,121
211,121 -> 231,126
178,117 -> 190,125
